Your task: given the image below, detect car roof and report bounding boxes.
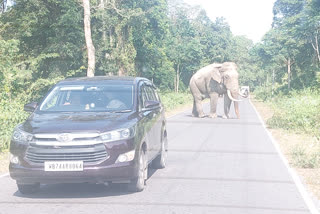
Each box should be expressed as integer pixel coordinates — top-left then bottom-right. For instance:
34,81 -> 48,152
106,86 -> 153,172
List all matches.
56,76 -> 151,86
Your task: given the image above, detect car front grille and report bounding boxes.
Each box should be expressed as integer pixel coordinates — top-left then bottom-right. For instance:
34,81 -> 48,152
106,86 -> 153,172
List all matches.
25,143 -> 109,165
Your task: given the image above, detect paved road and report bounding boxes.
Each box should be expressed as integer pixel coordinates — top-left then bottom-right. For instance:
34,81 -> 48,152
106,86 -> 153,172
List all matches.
0,98 -> 317,214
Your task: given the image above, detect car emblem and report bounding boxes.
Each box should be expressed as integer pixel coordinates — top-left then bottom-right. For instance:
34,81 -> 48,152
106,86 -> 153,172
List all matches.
57,133 -> 72,142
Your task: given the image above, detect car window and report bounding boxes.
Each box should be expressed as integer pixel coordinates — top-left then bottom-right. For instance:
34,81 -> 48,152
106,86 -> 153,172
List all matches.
138,84 -> 147,109
39,85 -> 134,112
145,85 -> 157,101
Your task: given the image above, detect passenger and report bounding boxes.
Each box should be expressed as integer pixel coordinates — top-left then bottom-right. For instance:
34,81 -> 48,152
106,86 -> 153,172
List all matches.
103,91 -> 127,109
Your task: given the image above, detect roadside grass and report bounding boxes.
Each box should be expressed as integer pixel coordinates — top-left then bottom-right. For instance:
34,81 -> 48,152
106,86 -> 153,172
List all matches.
252,92 -> 320,199
255,88 -> 320,168
266,89 -> 320,141
159,91 -> 193,113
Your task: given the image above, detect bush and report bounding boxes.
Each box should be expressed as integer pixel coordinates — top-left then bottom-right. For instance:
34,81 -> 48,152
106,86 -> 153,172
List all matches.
0,97 -> 28,151
253,86 -> 273,101
159,91 -> 192,112
0,77 -> 62,152
266,89 -> 320,140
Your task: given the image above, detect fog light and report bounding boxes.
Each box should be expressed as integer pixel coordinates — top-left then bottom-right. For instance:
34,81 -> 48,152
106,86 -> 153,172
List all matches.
10,154 -> 19,164
116,150 -> 135,163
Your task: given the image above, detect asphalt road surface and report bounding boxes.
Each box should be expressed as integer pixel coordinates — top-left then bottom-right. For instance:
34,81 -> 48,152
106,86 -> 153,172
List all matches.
0,98 -> 318,214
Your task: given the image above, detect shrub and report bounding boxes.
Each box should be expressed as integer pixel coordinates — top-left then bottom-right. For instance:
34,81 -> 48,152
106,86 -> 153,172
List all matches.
159,91 -> 192,112
0,97 -> 28,151
253,86 -> 273,101
266,89 -> 320,140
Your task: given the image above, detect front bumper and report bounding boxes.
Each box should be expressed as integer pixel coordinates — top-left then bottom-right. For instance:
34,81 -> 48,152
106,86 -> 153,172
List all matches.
10,161 -> 138,184
9,138 -> 139,184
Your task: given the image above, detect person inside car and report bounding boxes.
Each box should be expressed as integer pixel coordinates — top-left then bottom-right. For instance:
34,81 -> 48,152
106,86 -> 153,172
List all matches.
103,91 -> 127,109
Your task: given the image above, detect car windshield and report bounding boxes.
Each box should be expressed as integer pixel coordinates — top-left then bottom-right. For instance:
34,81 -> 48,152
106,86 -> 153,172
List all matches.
39,84 -> 134,112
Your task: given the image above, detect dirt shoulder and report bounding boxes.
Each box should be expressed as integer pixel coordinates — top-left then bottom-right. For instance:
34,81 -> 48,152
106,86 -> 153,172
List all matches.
251,98 -> 320,201
0,151 -> 9,175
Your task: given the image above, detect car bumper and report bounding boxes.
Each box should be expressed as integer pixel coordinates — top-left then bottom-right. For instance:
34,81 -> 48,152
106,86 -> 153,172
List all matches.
9,161 -> 139,184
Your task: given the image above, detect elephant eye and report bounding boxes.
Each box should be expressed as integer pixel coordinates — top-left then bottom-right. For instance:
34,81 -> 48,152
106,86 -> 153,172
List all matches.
224,75 -> 230,80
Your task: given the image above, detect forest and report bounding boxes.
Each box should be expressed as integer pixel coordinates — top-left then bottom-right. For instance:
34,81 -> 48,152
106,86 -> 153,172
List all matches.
0,0 -> 319,151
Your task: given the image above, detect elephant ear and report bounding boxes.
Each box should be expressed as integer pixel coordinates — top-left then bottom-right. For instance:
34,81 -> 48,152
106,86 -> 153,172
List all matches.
210,67 -> 222,83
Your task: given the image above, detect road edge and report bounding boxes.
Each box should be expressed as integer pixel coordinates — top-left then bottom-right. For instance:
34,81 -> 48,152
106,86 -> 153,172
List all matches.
249,99 -> 319,214
0,173 -> 9,178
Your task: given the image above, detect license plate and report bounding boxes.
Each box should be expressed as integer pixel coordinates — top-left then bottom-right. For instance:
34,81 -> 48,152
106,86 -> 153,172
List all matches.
44,161 -> 84,172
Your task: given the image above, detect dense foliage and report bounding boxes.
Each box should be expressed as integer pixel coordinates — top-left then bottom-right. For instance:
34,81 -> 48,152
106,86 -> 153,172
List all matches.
254,0 -> 320,93
1,0 -> 320,151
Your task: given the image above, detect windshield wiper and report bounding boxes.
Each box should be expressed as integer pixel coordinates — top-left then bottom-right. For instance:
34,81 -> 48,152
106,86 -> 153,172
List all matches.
110,110 -> 132,113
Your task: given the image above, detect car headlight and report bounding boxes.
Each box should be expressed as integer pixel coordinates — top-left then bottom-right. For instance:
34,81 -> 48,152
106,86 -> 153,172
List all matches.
10,153 -> 20,164
100,126 -> 135,143
12,126 -> 33,144
116,150 -> 135,163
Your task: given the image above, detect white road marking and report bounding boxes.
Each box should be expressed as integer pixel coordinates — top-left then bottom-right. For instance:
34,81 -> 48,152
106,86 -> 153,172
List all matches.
249,99 -> 319,214
0,173 -> 9,178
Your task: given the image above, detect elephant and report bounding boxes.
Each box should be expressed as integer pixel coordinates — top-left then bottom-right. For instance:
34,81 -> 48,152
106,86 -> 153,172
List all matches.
189,62 -> 246,119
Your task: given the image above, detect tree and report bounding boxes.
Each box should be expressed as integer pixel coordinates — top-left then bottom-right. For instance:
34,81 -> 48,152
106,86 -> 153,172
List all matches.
271,0 -> 305,90
83,0 -> 95,77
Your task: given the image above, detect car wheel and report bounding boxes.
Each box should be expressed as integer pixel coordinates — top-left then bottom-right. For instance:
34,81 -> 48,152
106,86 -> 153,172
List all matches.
152,135 -> 168,169
128,150 -> 147,192
17,183 -> 40,194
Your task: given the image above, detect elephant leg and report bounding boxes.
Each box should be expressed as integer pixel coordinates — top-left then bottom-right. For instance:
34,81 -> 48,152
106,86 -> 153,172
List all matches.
224,94 -> 232,119
208,93 -> 219,118
234,101 -> 240,119
190,80 -> 205,118
192,99 -> 198,117
195,99 -> 205,118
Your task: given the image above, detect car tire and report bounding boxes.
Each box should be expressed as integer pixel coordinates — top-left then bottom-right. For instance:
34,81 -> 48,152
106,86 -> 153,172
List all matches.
128,150 -> 147,192
17,183 -> 40,194
152,135 -> 168,169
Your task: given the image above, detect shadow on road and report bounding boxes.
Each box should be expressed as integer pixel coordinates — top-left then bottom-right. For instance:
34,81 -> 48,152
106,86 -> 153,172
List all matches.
13,167 -> 160,199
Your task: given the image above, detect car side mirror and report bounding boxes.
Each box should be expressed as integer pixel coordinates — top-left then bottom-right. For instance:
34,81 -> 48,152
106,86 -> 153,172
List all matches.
24,102 -> 38,112
144,100 -> 160,109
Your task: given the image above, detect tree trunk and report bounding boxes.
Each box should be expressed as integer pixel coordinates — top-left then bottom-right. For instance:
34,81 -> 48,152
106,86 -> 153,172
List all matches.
99,0 -> 107,44
118,66 -> 125,76
272,69 -> 275,96
83,0 -> 95,77
0,0 -> 7,13
311,31 -> 320,66
287,58 -> 291,90
175,64 -> 180,93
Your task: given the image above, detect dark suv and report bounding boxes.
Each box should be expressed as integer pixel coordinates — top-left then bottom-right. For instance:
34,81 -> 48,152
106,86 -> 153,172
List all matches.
9,76 -> 167,193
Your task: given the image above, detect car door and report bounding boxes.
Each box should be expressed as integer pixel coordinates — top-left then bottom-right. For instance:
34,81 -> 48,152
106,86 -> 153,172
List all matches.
138,83 -> 157,161
145,85 -> 162,156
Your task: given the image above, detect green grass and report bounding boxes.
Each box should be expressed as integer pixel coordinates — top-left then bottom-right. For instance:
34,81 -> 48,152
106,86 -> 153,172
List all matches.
255,88 -> 320,168
291,145 -> 320,168
159,91 -> 193,112
265,89 -> 320,140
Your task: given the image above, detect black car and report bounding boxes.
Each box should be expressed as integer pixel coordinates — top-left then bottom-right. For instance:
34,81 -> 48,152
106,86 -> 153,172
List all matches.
9,76 -> 168,193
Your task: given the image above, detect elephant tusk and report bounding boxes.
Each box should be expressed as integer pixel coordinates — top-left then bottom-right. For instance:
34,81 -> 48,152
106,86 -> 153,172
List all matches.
227,90 -> 242,102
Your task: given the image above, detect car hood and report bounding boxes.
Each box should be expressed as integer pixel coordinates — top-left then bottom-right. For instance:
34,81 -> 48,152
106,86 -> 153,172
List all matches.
22,111 -> 137,134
